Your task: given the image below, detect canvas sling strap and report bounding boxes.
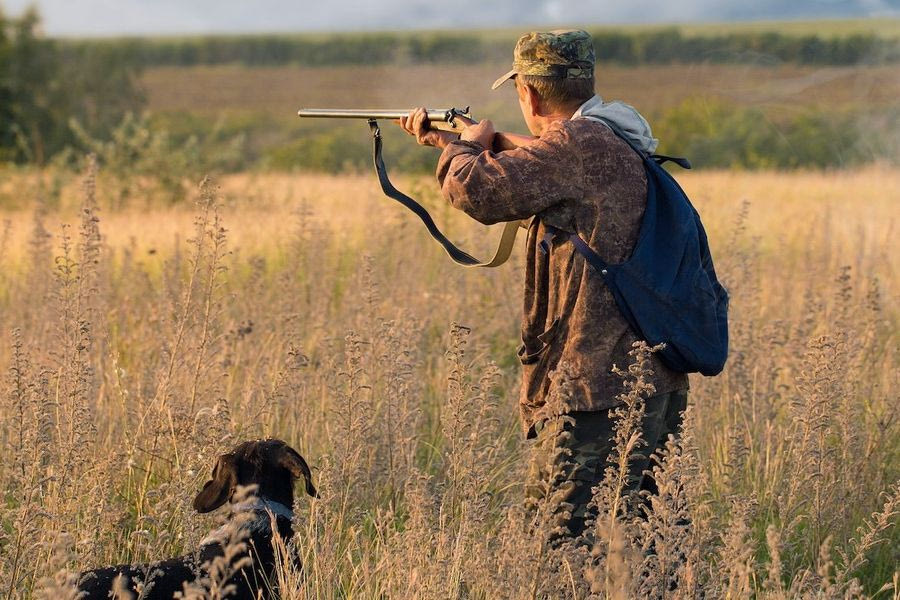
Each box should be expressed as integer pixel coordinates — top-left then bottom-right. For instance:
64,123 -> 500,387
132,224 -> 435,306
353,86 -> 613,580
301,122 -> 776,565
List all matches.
368,119 -> 520,268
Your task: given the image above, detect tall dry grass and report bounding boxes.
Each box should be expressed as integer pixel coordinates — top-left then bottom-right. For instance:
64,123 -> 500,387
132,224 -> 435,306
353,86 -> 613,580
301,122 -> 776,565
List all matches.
0,163 -> 897,598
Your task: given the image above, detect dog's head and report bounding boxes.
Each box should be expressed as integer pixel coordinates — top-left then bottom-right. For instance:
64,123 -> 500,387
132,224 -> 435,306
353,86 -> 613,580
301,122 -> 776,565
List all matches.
192,438 -> 318,514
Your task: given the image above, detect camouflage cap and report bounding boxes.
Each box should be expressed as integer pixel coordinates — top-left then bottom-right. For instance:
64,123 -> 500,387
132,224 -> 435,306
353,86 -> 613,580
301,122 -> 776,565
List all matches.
492,29 -> 595,90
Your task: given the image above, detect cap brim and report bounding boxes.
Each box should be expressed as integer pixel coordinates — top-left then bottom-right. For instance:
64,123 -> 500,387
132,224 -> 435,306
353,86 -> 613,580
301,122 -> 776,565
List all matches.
491,69 -> 517,90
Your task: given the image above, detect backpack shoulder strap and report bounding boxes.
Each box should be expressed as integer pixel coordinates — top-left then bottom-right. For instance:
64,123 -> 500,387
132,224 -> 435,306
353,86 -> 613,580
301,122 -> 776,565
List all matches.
593,117 -> 691,170
540,223 -> 612,275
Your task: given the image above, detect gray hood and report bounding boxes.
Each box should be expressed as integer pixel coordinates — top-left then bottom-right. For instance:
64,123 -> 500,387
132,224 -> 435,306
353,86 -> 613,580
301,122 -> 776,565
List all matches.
573,95 -> 658,154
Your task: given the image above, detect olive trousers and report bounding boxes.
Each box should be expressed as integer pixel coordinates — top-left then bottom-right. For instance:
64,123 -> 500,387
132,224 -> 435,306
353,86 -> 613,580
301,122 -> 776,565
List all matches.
526,390 -> 688,540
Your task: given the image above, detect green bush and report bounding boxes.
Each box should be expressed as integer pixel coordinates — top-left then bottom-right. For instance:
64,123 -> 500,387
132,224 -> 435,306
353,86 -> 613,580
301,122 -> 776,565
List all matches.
69,112 -> 246,205
0,8 -> 143,164
653,99 -> 898,169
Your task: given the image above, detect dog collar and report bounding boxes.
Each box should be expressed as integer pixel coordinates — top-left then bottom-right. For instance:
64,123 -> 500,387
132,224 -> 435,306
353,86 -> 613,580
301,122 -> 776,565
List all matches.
232,498 -> 294,521
200,498 -> 294,547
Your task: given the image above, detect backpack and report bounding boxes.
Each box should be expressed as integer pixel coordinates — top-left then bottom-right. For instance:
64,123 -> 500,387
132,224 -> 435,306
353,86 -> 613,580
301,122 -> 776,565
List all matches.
541,118 -> 729,376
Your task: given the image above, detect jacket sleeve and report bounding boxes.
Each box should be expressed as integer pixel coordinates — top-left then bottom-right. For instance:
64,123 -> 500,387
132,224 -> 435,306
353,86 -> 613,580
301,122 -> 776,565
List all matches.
435,121 -> 583,225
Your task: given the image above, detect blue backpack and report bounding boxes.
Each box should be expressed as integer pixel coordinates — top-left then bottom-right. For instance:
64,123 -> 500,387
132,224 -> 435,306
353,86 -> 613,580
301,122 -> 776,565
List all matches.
542,119 -> 729,376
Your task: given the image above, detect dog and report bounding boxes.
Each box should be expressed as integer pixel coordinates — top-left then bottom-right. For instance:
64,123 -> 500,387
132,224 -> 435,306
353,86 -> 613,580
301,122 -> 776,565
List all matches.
76,438 -> 317,599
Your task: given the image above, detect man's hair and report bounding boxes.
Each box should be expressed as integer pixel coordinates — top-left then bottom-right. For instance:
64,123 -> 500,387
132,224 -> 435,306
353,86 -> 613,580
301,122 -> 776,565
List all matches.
518,74 -> 595,111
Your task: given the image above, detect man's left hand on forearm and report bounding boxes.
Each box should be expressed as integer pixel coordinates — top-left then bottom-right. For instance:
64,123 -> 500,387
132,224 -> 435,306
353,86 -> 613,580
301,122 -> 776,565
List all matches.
398,107 -> 459,149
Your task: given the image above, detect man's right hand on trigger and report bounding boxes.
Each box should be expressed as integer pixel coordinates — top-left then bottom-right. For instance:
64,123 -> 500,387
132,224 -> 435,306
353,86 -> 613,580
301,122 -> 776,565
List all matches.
398,107 -> 460,150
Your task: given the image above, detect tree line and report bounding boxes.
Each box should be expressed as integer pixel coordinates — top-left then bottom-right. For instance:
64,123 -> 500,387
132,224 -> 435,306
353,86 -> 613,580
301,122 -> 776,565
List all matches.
58,27 -> 899,69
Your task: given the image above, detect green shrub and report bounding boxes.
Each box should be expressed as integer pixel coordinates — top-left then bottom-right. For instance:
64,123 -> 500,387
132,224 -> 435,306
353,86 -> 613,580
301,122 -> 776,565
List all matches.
653,99 -> 898,169
0,8 -> 143,165
69,112 -> 246,205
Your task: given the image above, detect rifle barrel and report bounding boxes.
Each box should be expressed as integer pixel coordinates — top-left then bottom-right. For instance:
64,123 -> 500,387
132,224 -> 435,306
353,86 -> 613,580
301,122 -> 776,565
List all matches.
297,108 -> 459,122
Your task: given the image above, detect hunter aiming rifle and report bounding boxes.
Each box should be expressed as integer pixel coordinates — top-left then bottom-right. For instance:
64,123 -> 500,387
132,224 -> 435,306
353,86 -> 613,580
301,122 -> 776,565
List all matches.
297,107 -> 524,268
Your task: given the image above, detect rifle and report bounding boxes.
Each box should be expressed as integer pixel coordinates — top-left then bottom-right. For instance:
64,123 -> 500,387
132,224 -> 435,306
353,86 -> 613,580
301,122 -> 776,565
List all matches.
297,106 -> 523,268
297,107 -> 472,132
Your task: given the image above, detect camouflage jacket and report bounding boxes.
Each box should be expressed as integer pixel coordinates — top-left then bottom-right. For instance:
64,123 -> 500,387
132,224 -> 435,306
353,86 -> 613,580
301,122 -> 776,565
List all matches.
436,118 -> 689,437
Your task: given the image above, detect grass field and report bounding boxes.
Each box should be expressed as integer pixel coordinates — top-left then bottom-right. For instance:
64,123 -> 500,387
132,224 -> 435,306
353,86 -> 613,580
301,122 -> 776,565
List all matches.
0,164 -> 897,598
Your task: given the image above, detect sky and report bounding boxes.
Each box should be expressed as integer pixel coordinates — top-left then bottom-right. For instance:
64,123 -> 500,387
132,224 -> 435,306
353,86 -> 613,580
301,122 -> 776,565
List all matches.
3,0 -> 898,36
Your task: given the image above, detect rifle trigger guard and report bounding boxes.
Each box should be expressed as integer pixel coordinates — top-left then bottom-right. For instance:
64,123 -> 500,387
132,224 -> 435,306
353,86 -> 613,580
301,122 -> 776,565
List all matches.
447,106 -> 472,129
367,119 -> 381,138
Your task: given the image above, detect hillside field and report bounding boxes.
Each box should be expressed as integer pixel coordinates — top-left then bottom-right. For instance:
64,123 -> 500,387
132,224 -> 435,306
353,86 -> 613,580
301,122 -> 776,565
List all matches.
142,62 -> 900,119
130,60 -> 900,175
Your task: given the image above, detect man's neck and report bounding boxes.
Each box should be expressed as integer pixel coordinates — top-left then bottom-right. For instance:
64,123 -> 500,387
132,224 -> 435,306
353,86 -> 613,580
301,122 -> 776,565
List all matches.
534,110 -> 577,135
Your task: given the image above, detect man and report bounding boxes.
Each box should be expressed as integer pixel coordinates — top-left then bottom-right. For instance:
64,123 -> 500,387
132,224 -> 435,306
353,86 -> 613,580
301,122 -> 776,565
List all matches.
399,30 -> 689,539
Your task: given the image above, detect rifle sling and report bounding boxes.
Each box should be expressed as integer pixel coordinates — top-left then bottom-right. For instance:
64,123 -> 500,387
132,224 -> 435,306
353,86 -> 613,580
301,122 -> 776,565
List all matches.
368,119 -> 519,268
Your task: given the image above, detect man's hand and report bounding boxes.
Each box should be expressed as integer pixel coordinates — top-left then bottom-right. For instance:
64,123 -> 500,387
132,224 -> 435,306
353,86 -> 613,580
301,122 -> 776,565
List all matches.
398,107 -> 459,149
398,108 -> 514,152
461,119 -> 496,149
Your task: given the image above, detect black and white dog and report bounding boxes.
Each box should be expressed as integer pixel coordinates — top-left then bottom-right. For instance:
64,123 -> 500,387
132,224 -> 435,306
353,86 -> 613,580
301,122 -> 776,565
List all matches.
76,438 -> 318,599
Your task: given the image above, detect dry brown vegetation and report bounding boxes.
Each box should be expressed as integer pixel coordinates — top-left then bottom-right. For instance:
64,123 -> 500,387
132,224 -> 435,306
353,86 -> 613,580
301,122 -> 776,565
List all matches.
0,164 -> 897,598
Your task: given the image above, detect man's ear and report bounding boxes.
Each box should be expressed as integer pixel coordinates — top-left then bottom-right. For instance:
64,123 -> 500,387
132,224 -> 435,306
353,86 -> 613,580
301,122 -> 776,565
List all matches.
515,77 -> 527,101
193,454 -> 238,513
521,82 -> 543,117
278,445 -> 318,498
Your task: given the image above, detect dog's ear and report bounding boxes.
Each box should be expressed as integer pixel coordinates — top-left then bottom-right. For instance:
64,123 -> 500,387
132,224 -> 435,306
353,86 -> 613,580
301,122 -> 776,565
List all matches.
278,445 -> 318,498
193,453 -> 238,513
